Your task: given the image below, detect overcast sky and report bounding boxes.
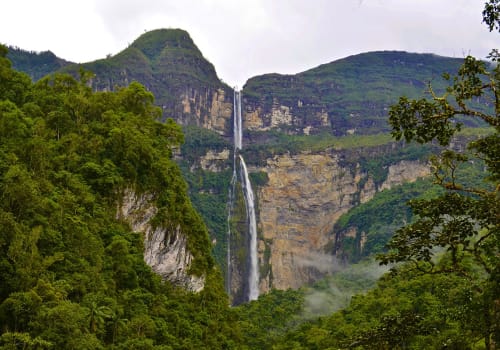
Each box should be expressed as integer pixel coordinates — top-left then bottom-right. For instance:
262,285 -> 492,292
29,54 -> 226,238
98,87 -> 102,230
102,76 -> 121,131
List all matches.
1,0 -> 497,87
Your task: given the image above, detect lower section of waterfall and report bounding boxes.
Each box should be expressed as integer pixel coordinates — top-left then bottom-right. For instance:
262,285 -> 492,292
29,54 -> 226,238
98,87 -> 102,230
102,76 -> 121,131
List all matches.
239,155 -> 259,301
227,89 -> 259,304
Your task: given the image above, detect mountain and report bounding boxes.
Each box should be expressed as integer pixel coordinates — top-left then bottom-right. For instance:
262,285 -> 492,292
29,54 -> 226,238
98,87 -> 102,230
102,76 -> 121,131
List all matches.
7,46 -> 72,81
64,29 -> 234,134
5,29 -> 478,303
241,51 -> 467,137
3,22 -> 498,347
0,47 -> 242,348
8,35 -> 473,140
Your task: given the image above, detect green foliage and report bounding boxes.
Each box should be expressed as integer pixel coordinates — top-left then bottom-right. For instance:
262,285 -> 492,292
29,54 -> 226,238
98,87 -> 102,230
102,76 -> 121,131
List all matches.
483,0 -> 500,32
234,289 -> 304,349
0,47 -> 238,348
178,131 -> 232,271
379,9 -> 500,346
180,125 -> 230,163
334,179 -> 442,262
7,46 -> 72,81
274,267 -> 488,349
249,171 -> 268,187
335,152 -> 489,264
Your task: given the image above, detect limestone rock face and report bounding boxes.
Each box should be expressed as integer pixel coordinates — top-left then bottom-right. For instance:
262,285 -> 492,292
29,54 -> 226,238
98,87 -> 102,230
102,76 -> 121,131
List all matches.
380,160 -> 430,190
256,152 -> 429,292
118,190 -> 205,292
198,149 -> 230,172
257,152 -> 360,291
243,98 -> 330,134
176,87 -> 233,135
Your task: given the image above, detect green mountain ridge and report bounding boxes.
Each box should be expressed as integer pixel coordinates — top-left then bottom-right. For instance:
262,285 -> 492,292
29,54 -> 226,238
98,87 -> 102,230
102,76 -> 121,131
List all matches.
6,46 -> 73,81
6,30 -> 481,137
58,29 -> 231,128
5,28 -> 490,284
242,51 -> 478,136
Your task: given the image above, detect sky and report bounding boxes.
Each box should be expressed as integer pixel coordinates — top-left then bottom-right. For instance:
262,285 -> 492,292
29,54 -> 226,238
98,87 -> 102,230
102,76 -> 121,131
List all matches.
1,0 -> 497,87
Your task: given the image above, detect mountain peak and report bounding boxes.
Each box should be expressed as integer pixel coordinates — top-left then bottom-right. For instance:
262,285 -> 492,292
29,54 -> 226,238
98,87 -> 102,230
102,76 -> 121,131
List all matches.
130,28 -> 201,61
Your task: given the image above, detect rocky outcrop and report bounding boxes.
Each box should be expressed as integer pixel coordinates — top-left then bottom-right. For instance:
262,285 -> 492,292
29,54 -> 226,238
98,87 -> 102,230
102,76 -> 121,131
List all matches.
243,97 -> 330,135
118,190 -> 205,292
197,148 -> 231,172
177,87 -> 233,135
241,52 -> 464,137
255,152 -> 429,292
380,160 -> 430,190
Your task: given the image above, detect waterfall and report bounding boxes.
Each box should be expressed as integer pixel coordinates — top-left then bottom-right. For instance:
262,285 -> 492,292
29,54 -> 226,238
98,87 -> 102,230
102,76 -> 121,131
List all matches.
239,155 -> 259,301
227,88 -> 259,302
233,90 -> 243,150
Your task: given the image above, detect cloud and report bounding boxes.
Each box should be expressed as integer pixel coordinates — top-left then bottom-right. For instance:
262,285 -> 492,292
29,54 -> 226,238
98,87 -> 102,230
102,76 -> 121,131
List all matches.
302,260 -> 390,318
294,252 -> 341,274
1,0 -> 496,86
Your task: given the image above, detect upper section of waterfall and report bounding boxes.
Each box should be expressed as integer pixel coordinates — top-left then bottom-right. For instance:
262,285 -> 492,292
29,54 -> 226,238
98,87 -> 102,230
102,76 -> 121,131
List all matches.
233,89 -> 243,150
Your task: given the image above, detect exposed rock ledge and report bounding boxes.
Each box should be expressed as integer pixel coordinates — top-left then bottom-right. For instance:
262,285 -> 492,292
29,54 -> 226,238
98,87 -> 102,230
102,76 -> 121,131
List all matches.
256,152 -> 430,292
117,190 -> 205,292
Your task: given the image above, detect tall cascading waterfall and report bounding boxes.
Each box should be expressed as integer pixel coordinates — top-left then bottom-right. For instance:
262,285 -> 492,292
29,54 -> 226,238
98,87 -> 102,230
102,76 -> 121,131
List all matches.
226,88 -> 259,302
226,91 -> 239,295
238,155 -> 259,301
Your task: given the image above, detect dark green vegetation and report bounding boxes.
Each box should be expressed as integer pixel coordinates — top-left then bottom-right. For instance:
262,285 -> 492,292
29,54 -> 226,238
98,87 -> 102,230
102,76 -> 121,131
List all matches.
274,270 -> 489,349
2,2 -> 498,347
334,179 -> 440,263
0,44 -> 310,350
0,46 -> 245,349
334,151 -> 492,264
6,47 -> 72,82
179,126 -> 232,270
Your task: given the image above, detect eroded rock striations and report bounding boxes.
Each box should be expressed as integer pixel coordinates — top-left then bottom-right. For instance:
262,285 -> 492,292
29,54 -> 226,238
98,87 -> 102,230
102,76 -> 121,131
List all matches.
118,190 -> 205,292
255,151 -> 429,292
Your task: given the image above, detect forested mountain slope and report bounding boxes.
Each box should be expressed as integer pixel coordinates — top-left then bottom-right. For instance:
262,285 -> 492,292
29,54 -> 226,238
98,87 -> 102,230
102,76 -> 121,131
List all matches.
7,46 -> 72,81
0,45 -> 241,348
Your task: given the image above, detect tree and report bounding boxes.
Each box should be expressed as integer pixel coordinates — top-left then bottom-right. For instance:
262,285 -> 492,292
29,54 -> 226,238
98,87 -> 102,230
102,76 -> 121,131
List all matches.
379,2 -> 499,347
0,45 -> 233,348
483,0 -> 500,33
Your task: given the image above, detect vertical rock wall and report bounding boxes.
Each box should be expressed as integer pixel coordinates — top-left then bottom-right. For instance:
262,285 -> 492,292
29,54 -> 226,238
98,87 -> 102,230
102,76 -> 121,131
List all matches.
255,152 -> 429,292
118,190 -> 205,292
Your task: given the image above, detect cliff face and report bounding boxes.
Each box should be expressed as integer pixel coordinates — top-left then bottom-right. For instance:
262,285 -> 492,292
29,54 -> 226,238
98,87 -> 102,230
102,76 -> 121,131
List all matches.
254,151 -> 429,292
65,29 -> 234,136
243,97 -> 330,135
118,190 -> 205,292
242,52 -> 465,137
177,87 -> 233,134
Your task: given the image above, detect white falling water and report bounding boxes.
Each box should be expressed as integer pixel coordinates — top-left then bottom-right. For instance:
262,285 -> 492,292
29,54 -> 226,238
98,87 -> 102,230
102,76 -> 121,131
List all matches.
233,90 -> 243,150
239,155 -> 259,301
227,88 -> 259,301
226,89 -> 240,295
